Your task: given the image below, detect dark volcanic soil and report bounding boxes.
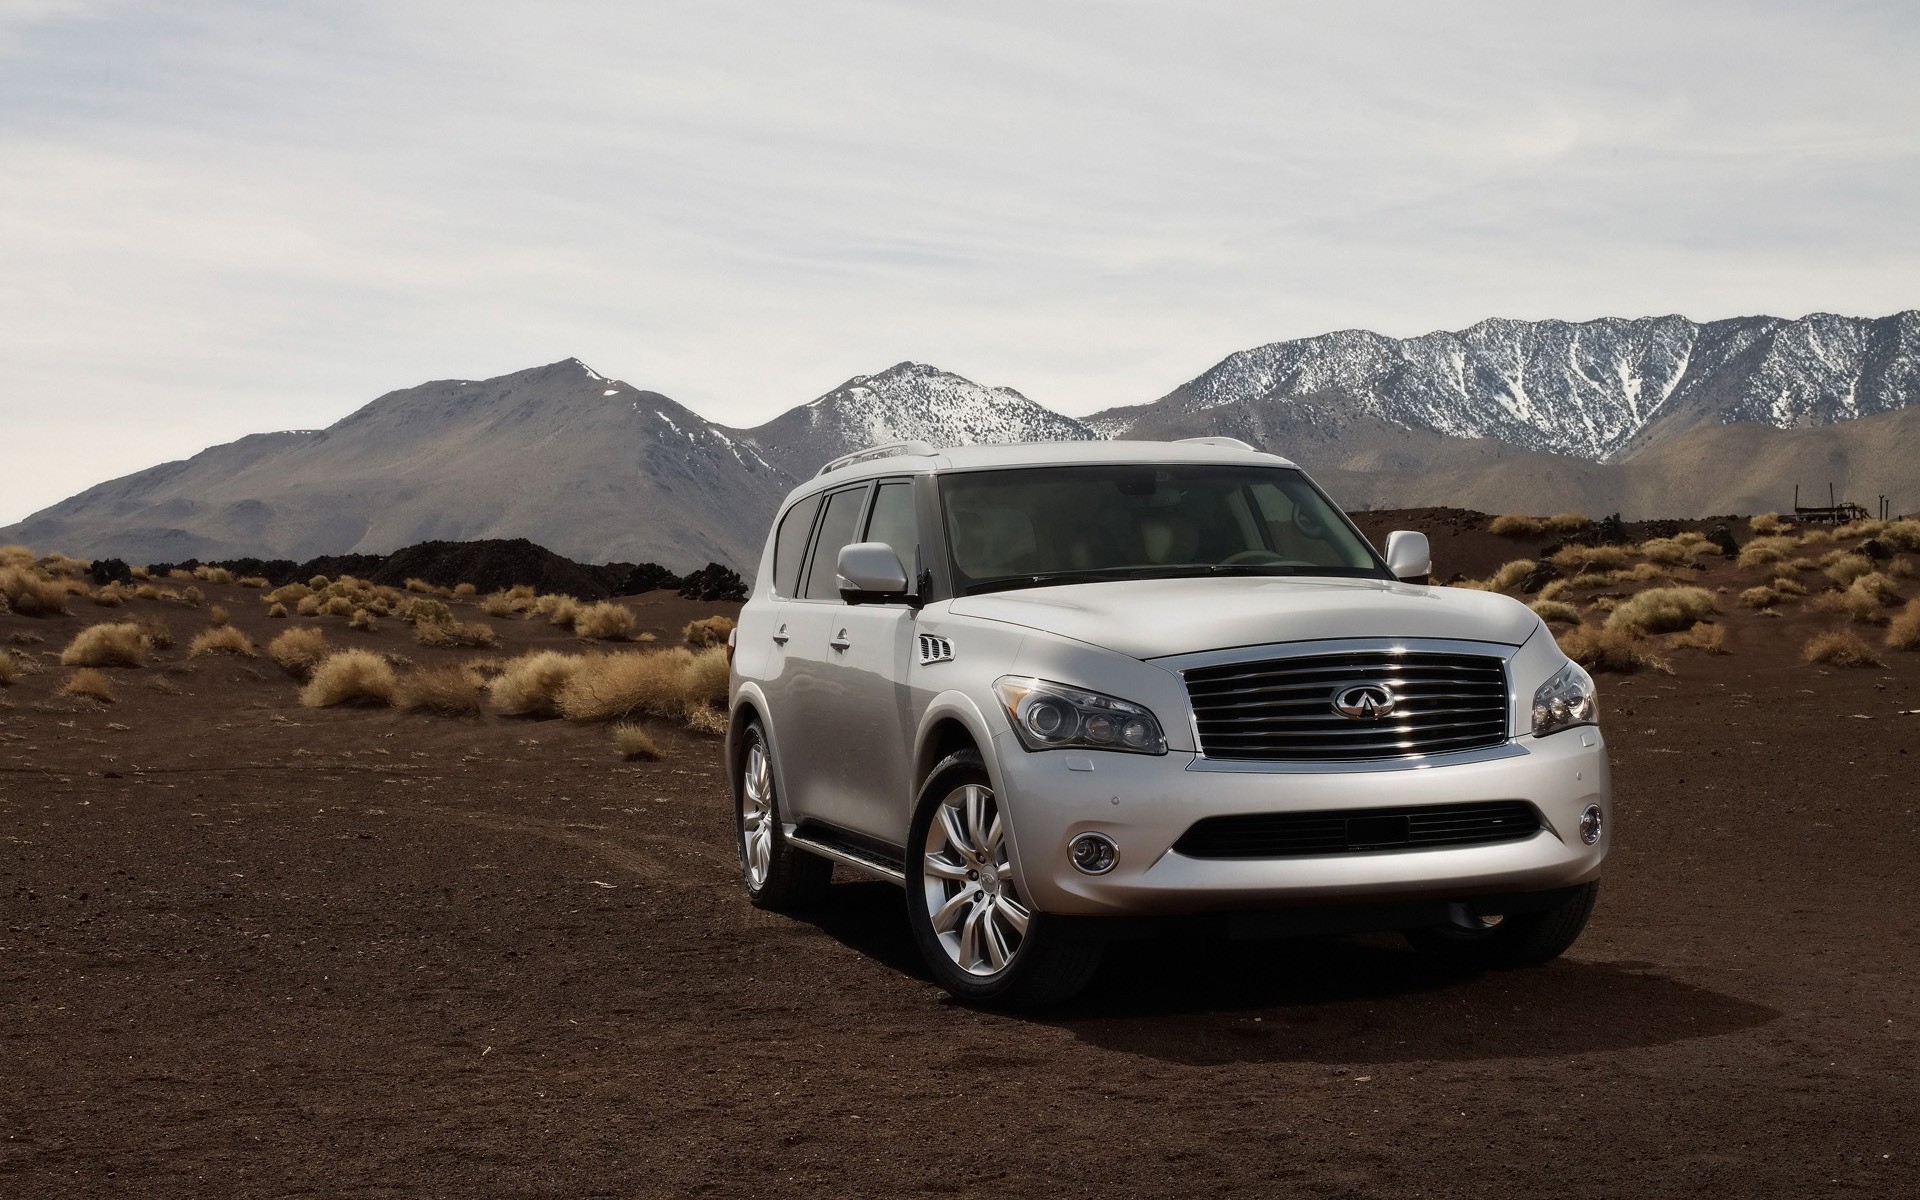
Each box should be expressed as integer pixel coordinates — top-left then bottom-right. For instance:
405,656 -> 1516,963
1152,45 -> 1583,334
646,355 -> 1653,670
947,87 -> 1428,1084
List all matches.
3,552 -> 1919,1198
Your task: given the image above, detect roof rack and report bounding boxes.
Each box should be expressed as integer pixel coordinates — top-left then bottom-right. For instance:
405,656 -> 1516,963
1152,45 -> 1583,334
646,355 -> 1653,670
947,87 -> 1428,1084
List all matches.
1176,436 -> 1258,452
816,440 -> 940,476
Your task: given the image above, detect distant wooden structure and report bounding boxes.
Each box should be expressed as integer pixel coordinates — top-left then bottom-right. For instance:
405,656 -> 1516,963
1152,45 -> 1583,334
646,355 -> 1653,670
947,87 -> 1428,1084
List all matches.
1792,483 -> 1872,525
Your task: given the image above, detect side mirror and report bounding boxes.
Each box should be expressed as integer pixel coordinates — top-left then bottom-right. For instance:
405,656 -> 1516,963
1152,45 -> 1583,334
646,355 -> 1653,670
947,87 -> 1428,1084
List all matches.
837,542 -> 910,603
1384,530 -> 1431,583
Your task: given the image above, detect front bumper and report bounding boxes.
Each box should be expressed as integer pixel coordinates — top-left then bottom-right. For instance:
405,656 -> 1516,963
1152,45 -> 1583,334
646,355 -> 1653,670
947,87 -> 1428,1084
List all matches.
992,728 -> 1610,918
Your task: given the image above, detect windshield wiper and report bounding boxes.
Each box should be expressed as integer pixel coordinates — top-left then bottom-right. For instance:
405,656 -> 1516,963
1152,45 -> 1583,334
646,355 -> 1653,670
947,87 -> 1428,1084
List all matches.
962,565 -> 1201,595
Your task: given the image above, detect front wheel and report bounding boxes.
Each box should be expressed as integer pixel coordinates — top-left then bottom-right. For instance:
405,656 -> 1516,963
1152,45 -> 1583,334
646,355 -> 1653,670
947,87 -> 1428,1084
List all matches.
906,751 -> 1102,1008
1404,881 -> 1600,968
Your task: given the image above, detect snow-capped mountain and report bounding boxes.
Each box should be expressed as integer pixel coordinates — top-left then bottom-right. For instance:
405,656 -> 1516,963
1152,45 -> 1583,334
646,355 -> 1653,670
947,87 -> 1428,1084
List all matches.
732,362 -> 1095,478
1093,311 -> 1920,461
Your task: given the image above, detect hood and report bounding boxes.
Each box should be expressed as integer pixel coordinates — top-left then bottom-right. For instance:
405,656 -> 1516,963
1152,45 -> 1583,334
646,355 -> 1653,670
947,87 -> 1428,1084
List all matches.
945,576 -> 1540,660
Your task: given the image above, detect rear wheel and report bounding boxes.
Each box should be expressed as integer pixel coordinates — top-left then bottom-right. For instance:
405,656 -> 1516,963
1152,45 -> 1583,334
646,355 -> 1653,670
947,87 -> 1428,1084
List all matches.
735,722 -> 831,910
906,751 -> 1102,1007
1404,881 -> 1599,968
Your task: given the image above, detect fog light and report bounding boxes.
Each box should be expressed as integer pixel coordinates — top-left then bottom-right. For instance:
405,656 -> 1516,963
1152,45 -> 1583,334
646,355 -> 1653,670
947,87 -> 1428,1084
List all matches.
1068,833 -> 1118,875
1579,804 -> 1603,846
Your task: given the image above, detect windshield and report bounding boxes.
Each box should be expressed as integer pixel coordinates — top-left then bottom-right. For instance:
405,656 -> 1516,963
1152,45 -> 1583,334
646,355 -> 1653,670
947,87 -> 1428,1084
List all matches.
939,463 -> 1389,595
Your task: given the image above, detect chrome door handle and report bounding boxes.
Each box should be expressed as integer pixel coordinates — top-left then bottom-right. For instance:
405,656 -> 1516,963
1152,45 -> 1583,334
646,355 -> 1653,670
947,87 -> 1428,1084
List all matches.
829,629 -> 851,651
771,624 -> 789,646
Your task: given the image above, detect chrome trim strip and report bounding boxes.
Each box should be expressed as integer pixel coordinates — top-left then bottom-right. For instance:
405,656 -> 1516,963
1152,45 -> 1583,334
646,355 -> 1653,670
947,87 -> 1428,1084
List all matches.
1184,741 -> 1528,775
787,830 -> 908,885
1155,636 -> 1522,673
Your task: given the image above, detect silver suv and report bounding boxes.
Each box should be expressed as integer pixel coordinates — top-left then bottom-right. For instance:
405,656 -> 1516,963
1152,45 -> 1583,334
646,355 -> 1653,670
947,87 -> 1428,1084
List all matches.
728,438 -> 1609,1006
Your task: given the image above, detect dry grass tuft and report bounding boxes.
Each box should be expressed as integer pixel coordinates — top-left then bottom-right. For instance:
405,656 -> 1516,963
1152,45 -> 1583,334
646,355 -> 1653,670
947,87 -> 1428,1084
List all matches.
534,594 -> 581,630
301,649 -> 397,707
237,575 -> 269,589
1739,585 -> 1781,609
1880,519 -> 1920,554
1749,513 -> 1791,535
0,654 -> 16,686
1489,514 -> 1543,538
264,583 -> 313,606
267,602 -> 289,619
189,625 -> 256,658
479,591 -> 527,618
1549,544 -> 1632,574
62,668 -> 117,703
683,705 -> 729,736
613,723 -> 664,760
308,575 -> 330,590
416,618 -> 499,648
208,603 -> 230,626
0,565 -> 70,615
1823,553 -> 1874,588
1667,622 -> 1728,654
1605,586 -> 1717,636
574,601 -> 638,641
453,582 -> 477,598
194,566 -> 235,585
1638,537 -> 1694,565
0,543 -> 33,568
92,581 -> 129,607
404,577 -> 444,595
395,665 -> 485,715
1737,536 -> 1799,568
268,627 -> 329,678
1770,575 -> 1809,597
1482,560 -> 1535,593
348,608 -> 377,632
61,622 -> 149,667
1801,629 -> 1881,668
1556,624 -> 1656,673
40,551 -> 90,577
489,651 -> 586,717
1887,600 -> 1920,651
1529,599 -> 1581,625
555,650 -> 688,720
1544,513 -> 1589,534
1535,578 -> 1570,602
319,595 -> 354,617
683,615 -> 737,648
401,597 -> 453,626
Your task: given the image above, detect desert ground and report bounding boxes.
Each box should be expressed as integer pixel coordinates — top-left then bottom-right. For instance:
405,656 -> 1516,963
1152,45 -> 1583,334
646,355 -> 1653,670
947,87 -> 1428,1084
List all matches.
3,516 -> 1918,1198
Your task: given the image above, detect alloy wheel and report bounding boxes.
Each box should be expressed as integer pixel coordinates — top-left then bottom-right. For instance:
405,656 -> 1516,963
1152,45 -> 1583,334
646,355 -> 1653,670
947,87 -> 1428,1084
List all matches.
740,737 -> 774,889
920,782 -> 1030,976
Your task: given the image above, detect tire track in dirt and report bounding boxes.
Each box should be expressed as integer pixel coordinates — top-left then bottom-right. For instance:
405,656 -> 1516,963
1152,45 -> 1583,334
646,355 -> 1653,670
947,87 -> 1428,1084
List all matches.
424,806 -> 734,885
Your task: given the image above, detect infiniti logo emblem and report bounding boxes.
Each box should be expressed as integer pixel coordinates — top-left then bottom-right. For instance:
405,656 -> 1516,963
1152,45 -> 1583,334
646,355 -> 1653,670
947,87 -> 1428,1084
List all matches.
1331,683 -> 1397,720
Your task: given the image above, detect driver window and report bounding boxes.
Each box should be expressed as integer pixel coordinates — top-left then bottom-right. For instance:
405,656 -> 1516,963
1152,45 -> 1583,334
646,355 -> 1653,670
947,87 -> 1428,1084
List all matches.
800,485 -> 870,601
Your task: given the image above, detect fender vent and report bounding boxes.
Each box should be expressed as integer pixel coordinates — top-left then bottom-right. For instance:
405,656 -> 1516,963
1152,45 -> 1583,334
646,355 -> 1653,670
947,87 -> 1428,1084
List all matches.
917,634 -> 954,665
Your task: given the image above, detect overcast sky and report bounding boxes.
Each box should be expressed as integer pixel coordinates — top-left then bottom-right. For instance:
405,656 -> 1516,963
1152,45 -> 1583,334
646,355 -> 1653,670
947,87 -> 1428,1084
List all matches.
2,0 -> 1916,524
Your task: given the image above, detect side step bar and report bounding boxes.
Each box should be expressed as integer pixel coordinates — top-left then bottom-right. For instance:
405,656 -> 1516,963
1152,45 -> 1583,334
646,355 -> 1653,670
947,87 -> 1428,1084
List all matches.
788,825 -> 908,885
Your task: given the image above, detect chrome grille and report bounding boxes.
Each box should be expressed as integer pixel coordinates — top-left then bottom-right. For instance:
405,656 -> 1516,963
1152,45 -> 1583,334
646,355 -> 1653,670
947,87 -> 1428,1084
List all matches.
1183,648 -> 1508,762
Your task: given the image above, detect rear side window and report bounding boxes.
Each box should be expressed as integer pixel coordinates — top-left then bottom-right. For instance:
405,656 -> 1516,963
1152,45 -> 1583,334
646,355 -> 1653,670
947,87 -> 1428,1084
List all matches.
772,494 -> 822,597
864,481 -> 917,567
801,485 -> 869,600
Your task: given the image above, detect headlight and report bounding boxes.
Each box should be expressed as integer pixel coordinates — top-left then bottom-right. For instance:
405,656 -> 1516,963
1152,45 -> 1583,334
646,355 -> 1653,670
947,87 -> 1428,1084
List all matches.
1531,660 -> 1598,737
992,676 -> 1167,755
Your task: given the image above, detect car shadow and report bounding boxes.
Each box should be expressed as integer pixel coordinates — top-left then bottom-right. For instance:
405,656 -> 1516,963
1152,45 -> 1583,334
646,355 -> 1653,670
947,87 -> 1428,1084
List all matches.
796,882 -> 1780,1066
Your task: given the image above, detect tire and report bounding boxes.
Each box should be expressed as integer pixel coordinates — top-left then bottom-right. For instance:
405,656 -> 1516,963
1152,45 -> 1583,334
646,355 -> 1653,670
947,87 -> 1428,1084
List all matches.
905,751 -> 1103,1008
1404,881 -> 1600,969
735,721 -> 832,910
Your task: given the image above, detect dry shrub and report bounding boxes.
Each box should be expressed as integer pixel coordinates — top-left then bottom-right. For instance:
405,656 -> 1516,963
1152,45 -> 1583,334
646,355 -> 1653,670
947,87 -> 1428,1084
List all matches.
489,651 -> 585,717
1801,630 -> 1881,668
453,582 -> 477,598
62,668 -> 116,703
416,618 -> 498,648
237,575 -> 269,589
1667,622 -> 1728,654
268,602 -> 289,619
1480,560 -> 1534,593
404,577 -> 441,595
348,608 -> 377,632
209,603 -> 230,626
92,582 -> 129,607
1739,585 -> 1780,609
401,597 -> 453,626
40,551 -> 90,577
1887,600 -> 1920,651
574,601 -> 638,641
1557,625 -> 1654,673
189,625 -> 256,658
301,649 -> 397,707
1529,599 -> 1581,625
265,583 -> 313,606
61,622 -> 148,667
1823,553 -> 1874,588
308,575 -> 330,590
684,704 -> 728,736
134,617 -> 174,649
683,615 -> 737,648
1673,530 -> 1709,547
1639,537 -> 1692,566
1835,518 -> 1887,540
535,594 -> 581,630
1815,573 -> 1903,624
1550,544 -> 1632,573
683,646 -> 729,707
1622,561 -> 1666,583
1536,578 -> 1570,602
180,585 -> 204,607
1606,586 -> 1716,635
1749,513 -> 1791,535
1890,557 -> 1919,580
194,566 -> 235,585
1880,519 -> 1920,553
0,565 -> 69,615
555,650 -> 687,720
268,627 -> 329,678
1799,527 -> 1836,546
167,568 -> 195,582
317,595 -> 352,617
0,654 -> 15,685
1490,514 -> 1543,538
480,591 -> 526,618
1737,536 -> 1798,568
613,723 -> 663,761
1544,513 -> 1589,534
130,565 -> 150,579
395,665 -> 485,716
1770,575 -> 1809,597
1568,570 -> 1623,590
0,543 -> 33,567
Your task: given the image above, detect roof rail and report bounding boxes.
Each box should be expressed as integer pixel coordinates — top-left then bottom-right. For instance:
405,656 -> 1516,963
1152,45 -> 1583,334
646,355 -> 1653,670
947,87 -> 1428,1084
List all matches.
1176,436 -> 1258,452
816,440 -> 939,476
